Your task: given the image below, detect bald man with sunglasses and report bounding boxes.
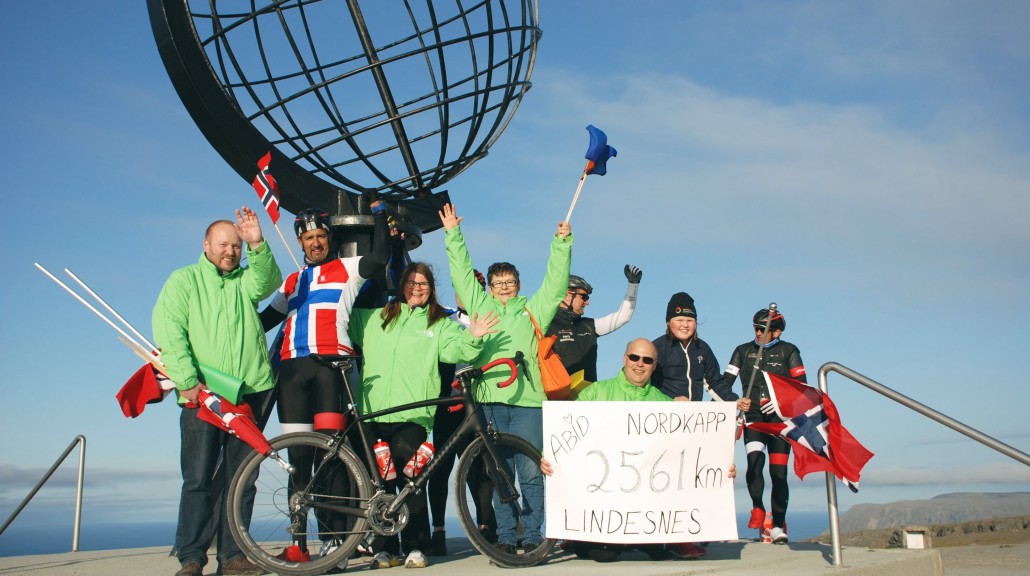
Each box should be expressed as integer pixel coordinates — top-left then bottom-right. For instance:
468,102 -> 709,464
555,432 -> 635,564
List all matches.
543,338 -> 735,562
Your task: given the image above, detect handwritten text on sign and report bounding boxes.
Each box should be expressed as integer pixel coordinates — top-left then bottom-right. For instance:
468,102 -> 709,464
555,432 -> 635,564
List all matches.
543,401 -> 738,544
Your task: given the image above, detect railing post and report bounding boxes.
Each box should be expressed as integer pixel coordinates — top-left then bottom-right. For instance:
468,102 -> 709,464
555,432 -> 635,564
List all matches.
817,361 -> 1030,567
0,435 -> 87,553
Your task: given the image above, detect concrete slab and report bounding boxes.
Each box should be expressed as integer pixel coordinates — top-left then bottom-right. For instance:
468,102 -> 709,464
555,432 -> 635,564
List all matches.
0,537 -> 944,576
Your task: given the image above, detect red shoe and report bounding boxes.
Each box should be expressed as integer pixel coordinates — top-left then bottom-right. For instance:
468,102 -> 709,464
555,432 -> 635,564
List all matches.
748,507 -> 765,529
666,542 -> 706,560
276,544 -> 311,562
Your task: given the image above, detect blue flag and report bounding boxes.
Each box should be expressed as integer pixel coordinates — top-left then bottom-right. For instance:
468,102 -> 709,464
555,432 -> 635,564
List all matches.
584,125 -> 617,176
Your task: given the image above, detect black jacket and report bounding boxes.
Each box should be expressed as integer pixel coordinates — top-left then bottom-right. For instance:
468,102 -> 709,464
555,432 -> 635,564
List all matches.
546,307 -> 599,382
651,334 -> 736,402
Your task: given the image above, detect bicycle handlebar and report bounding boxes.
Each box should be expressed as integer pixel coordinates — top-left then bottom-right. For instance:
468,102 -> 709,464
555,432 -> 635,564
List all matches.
451,351 -> 524,390
484,351 -> 523,389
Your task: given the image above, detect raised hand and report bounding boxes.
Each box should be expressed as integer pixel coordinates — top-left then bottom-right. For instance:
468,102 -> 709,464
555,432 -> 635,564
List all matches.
235,206 -> 264,248
624,264 -> 642,284
556,221 -> 571,238
468,310 -> 500,338
438,203 -> 462,230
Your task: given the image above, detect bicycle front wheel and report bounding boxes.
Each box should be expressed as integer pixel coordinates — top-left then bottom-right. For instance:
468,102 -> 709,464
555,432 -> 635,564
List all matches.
227,432 -> 372,576
455,432 -> 555,568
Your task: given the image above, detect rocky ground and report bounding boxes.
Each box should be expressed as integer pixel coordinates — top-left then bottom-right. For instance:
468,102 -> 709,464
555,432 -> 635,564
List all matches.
804,515 -> 1030,548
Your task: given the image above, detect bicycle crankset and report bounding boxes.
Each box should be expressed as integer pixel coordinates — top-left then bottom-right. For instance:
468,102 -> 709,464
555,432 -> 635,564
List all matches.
366,492 -> 409,536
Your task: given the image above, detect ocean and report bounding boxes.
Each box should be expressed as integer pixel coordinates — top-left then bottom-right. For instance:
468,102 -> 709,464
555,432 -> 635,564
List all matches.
0,511 -> 830,558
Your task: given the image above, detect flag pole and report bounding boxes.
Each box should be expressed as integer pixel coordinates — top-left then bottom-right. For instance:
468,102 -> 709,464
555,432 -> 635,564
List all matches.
64,268 -> 160,354
271,221 -> 301,270
736,302 -> 778,439
35,263 -> 153,356
564,164 -> 592,224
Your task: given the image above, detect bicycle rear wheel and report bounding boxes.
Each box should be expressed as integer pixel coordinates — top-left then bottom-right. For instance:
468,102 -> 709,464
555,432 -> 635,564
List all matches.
227,432 -> 372,576
455,432 -> 555,567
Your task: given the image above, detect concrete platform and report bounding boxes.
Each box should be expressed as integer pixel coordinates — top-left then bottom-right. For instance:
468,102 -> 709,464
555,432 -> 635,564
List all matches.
0,536 -> 956,576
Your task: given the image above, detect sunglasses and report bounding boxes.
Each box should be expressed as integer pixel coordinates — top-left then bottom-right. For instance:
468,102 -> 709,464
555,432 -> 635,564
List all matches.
626,354 -> 655,365
571,292 -> 590,301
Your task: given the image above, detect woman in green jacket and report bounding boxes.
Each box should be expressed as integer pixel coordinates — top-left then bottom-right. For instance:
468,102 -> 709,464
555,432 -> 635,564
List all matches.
349,262 -> 498,569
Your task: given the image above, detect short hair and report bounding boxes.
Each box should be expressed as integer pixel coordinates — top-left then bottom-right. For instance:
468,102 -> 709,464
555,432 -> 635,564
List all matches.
205,220 -> 234,240
487,262 -> 520,285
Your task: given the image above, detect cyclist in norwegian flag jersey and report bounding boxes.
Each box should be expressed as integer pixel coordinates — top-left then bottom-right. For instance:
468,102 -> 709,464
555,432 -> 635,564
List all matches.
722,308 -> 806,545
257,192 -> 389,566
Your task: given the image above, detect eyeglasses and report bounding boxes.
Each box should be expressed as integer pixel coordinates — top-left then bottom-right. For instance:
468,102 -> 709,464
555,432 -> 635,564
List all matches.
571,292 -> 589,301
405,281 -> 430,289
626,354 -> 655,365
490,280 -> 518,288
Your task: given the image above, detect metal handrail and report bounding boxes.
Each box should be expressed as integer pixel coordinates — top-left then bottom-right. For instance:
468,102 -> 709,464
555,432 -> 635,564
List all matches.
817,362 -> 1030,567
0,435 -> 87,552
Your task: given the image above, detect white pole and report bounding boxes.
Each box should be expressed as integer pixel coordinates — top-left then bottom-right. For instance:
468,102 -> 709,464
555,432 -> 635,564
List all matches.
564,169 -> 589,224
64,268 -> 159,354
35,263 -> 149,355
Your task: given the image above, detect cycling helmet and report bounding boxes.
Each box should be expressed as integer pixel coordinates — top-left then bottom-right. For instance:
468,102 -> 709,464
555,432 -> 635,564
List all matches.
294,208 -> 331,237
568,275 -> 593,294
753,308 -> 786,332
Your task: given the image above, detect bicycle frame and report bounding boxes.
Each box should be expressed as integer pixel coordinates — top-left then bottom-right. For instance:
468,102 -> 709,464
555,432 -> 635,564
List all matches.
303,355 -> 522,528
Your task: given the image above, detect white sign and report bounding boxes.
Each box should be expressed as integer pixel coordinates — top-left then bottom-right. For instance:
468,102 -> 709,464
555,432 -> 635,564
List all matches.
543,400 -> 738,544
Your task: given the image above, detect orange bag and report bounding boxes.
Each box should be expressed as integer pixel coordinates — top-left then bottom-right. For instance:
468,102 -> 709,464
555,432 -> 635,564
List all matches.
527,310 -> 572,400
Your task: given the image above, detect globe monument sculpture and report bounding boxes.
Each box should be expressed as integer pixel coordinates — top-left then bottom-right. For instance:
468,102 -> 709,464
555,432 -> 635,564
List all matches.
148,0 -> 540,258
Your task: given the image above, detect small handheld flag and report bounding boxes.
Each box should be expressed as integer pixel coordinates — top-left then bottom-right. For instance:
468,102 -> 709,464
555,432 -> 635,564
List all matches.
584,124 -> 617,176
565,125 -> 618,223
251,151 -> 301,270
252,151 -> 281,224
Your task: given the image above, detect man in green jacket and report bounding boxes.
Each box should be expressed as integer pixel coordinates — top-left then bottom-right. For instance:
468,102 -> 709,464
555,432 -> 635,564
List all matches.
438,202 -> 572,556
153,207 -> 282,576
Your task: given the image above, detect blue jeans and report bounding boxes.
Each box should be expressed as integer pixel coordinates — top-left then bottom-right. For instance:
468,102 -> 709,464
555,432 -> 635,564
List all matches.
176,392 -> 266,567
481,404 -> 544,546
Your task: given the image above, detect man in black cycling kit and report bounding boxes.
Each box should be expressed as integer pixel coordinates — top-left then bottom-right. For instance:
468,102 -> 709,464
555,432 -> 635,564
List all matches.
546,266 -> 641,391
722,308 -> 806,545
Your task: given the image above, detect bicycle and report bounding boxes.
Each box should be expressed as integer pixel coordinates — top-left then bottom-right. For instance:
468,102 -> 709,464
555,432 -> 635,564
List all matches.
226,352 -> 555,574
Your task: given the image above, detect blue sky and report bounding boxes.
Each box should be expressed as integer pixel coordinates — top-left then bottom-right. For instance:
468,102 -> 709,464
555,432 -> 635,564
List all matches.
2,1 -> 1028,537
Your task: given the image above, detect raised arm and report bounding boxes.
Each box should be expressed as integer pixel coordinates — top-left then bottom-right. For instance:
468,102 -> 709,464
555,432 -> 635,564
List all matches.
594,264 -> 641,336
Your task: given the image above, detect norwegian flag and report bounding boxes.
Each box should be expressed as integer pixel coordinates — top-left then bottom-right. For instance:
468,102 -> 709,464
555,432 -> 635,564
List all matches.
116,363 -> 176,418
746,372 -> 874,492
252,151 -> 281,224
193,388 -> 272,455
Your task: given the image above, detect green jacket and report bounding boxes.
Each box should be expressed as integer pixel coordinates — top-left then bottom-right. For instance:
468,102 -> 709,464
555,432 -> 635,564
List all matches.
152,242 -> 282,403
576,369 -> 672,402
445,226 -> 572,407
350,304 -> 484,432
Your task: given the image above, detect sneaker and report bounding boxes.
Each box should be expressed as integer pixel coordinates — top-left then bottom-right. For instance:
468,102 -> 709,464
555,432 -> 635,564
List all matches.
371,552 -> 401,569
748,507 -> 765,529
769,526 -> 789,544
666,542 -> 706,560
428,530 -> 447,556
320,539 -> 349,572
493,543 -> 517,555
404,550 -> 427,568
275,545 -> 310,563
219,555 -> 267,575
175,561 -> 203,576
522,541 -> 541,554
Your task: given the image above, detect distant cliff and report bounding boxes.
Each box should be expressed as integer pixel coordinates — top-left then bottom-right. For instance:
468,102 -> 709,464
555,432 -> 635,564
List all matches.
836,492 -> 1030,532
